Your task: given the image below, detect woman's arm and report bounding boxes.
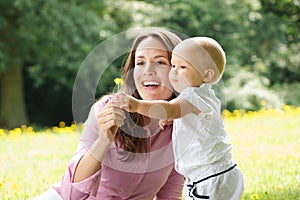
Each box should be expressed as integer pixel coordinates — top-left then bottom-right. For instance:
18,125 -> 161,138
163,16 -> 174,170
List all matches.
58,98 -> 125,199
73,100 -> 125,182
117,92 -> 200,120
72,135 -> 110,182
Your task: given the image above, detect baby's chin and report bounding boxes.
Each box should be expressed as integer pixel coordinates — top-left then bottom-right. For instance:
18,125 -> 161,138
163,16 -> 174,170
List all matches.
172,85 -> 186,93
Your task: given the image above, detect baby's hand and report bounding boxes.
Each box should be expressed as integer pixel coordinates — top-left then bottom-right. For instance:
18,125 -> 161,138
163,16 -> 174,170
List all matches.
159,119 -> 174,130
114,92 -> 136,112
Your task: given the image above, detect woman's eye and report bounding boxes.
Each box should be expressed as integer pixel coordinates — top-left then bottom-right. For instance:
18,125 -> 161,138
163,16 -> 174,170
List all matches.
136,61 -> 144,66
155,60 -> 169,66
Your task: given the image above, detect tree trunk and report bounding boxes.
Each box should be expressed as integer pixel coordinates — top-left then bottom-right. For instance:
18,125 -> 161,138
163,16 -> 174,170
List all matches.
0,63 -> 28,129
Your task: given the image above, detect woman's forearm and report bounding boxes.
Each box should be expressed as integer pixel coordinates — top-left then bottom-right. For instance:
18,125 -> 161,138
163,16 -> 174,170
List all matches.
73,137 -> 110,182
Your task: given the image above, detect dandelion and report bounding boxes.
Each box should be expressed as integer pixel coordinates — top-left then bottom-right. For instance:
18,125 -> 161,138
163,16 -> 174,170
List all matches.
251,193 -> 259,200
276,184 -> 283,191
14,128 -> 22,134
283,105 -> 292,113
27,126 -> 34,132
21,125 -> 27,131
59,121 -> 66,128
52,126 -> 59,133
114,78 -> 124,91
42,178 -> 48,184
260,100 -> 267,107
0,181 -> 3,188
12,183 -> 19,191
70,123 -> 76,130
0,129 -> 5,137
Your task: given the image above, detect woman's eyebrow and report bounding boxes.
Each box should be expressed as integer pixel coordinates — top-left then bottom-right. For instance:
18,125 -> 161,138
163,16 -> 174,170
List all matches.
136,55 -> 167,59
154,55 -> 167,59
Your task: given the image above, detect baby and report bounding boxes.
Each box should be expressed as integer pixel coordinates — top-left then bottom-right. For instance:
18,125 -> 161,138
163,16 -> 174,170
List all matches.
117,37 -> 244,199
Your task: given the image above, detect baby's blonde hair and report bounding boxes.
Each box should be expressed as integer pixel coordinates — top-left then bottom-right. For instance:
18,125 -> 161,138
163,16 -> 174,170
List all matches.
192,37 -> 226,83
173,37 -> 226,83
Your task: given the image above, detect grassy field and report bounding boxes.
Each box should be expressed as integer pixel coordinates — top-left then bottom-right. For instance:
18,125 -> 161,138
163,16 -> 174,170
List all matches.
0,106 -> 299,200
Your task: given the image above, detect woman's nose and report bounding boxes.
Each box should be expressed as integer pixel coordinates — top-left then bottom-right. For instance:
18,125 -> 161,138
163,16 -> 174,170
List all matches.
143,63 -> 156,75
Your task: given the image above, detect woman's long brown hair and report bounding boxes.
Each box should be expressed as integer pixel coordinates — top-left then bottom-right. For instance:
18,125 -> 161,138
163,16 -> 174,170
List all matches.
114,28 -> 182,160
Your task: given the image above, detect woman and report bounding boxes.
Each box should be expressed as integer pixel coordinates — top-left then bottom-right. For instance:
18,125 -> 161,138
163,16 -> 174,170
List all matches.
47,28 -> 184,199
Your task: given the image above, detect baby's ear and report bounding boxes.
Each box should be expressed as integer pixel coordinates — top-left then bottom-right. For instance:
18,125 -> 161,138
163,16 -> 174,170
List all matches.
203,68 -> 215,83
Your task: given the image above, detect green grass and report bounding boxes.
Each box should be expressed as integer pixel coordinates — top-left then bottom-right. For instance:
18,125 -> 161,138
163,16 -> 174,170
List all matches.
227,109 -> 300,200
0,133 -> 79,199
0,108 -> 299,199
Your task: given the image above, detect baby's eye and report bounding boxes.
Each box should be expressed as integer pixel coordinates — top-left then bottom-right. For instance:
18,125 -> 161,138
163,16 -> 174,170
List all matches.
171,65 -> 176,68
180,65 -> 187,69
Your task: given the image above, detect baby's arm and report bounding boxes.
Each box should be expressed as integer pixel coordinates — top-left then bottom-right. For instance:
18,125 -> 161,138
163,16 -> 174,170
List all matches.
116,92 -> 200,120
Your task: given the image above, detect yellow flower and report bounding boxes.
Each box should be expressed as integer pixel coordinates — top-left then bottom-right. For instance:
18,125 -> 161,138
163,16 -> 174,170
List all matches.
276,184 -> 283,191
12,183 -> 19,191
251,193 -> 259,200
42,178 -> 48,184
52,126 -> 59,133
114,78 -> 124,91
0,129 -> 5,136
14,128 -> 22,134
27,126 -> 34,132
59,121 -> 66,128
260,100 -> 267,107
114,78 -> 124,85
21,125 -> 27,131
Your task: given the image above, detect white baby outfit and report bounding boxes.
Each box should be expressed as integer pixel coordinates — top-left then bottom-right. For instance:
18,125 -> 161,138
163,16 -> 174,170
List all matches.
172,84 -> 244,200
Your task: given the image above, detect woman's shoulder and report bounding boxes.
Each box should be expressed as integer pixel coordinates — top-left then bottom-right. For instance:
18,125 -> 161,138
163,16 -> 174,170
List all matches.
93,94 -> 113,108
91,94 -> 113,118
96,94 -> 113,104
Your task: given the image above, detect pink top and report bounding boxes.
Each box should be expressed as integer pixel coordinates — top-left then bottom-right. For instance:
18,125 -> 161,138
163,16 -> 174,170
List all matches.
53,96 -> 184,199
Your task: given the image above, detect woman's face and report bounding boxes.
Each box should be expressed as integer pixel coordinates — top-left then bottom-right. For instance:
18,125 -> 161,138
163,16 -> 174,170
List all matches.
134,37 -> 173,100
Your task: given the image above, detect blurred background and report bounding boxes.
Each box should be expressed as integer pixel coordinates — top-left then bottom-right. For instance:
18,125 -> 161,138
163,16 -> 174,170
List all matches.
0,0 -> 299,129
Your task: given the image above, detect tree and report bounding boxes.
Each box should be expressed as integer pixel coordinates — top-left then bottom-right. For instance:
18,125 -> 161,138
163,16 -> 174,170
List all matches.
153,0 -> 299,110
257,0 -> 300,84
0,0 -> 142,128
0,0 -> 105,128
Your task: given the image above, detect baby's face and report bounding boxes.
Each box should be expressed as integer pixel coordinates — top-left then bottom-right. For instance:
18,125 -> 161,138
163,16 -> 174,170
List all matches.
169,54 -> 203,93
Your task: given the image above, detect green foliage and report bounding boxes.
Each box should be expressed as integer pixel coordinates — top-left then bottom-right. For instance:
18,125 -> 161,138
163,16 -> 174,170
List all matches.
19,1 -> 102,88
0,0 -> 137,125
0,0 -> 131,88
157,0 -> 251,76
1,0 -> 299,126
153,0 -> 299,109
224,68 -> 282,111
273,82 -> 300,106
245,0 -> 300,85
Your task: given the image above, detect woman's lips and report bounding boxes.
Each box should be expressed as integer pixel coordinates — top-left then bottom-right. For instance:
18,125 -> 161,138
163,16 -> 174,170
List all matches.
142,81 -> 160,90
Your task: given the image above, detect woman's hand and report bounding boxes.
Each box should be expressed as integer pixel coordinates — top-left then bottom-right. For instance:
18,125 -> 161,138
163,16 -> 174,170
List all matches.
159,119 -> 173,130
74,99 -> 126,182
95,100 -> 126,143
